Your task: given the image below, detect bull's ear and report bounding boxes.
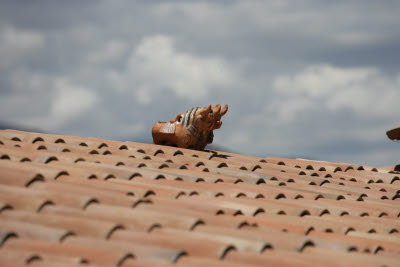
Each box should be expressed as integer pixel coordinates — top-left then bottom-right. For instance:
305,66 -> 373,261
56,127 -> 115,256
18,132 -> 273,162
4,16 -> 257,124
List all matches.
200,104 -> 212,115
175,113 -> 185,122
220,104 -> 228,116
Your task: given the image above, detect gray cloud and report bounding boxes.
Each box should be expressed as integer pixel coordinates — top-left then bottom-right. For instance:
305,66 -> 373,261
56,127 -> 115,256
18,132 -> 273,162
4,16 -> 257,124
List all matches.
0,0 -> 399,166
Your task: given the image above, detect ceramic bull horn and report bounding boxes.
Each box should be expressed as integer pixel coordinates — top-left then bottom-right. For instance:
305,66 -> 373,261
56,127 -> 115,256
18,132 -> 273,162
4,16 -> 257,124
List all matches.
199,104 -> 212,117
221,104 -> 228,116
213,104 -> 221,115
152,104 -> 228,150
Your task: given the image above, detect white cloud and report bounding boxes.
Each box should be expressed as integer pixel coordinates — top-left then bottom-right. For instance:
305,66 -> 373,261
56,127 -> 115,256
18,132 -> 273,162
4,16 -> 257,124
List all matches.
272,64 -> 400,121
127,34 -> 235,103
105,70 -> 126,92
51,79 -> 98,121
134,87 -> 152,105
273,65 -> 374,97
9,68 -> 51,93
86,40 -> 128,64
0,25 -> 44,68
154,1 -> 398,47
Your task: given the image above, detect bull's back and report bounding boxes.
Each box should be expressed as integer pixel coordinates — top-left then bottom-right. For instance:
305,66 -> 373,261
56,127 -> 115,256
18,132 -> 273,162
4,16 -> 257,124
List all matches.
152,122 -> 167,144
152,121 -> 182,146
152,122 -> 165,133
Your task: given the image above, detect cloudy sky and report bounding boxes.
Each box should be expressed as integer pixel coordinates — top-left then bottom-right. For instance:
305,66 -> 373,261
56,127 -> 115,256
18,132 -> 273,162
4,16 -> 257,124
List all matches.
1,0 -> 399,166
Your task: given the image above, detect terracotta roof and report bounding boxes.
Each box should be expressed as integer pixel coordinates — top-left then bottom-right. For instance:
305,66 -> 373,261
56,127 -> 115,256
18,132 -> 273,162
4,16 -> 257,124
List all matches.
0,129 -> 399,266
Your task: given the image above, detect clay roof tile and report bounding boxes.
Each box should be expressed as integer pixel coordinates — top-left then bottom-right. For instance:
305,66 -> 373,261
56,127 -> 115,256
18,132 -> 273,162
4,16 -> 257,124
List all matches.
0,129 -> 399,265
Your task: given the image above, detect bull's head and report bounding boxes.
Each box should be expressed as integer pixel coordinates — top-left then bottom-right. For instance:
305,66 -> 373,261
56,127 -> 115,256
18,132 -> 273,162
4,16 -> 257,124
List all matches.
211,104 -> 228,130
194,104 -> 214,132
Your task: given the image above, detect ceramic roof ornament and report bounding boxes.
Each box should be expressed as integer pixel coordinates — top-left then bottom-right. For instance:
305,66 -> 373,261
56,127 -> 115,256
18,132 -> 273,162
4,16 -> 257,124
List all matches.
387,126 -> 400,140
152,104 -> 228,150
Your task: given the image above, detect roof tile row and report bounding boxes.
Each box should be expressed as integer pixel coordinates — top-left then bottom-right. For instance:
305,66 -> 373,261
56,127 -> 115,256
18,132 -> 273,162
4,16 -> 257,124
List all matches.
0,129 -> 399,266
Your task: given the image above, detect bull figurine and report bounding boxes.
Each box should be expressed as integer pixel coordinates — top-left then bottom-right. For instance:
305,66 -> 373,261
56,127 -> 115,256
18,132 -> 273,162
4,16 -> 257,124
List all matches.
152,104 -> 228,150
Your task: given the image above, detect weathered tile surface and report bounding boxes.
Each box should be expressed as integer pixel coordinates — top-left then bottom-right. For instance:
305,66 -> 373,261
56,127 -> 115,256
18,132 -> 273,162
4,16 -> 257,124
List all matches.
0,129 -> 399,266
